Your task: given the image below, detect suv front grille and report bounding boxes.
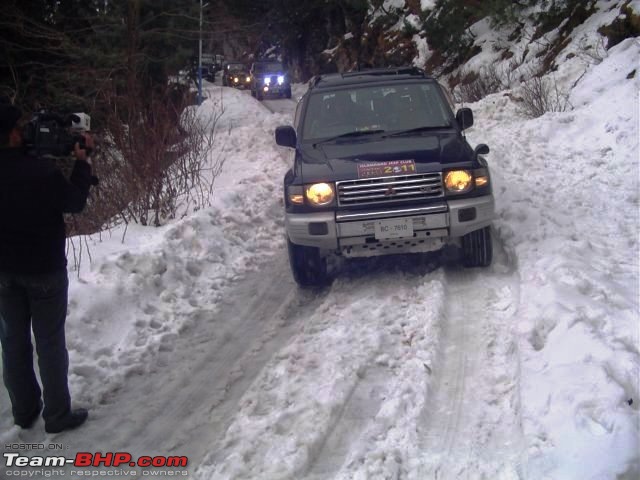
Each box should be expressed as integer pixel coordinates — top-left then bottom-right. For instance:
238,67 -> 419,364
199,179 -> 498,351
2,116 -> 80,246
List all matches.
337,173 -> 443,207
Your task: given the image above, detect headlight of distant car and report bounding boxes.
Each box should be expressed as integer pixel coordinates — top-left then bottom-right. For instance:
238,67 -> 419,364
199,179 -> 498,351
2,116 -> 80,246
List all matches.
263,77 -> 271,85
277,75 -> 285,85
245,76 -> 251,83
233,77 -> 239,83
305,183 -> 335,206
444,170 -> 473,193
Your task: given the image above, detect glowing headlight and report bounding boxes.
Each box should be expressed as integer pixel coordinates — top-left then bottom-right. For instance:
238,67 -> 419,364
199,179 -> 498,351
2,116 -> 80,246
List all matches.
263,77 -> 271,85
245,76 -> 251,83
305,183 -> 335,206
444,170 -> 473,193
277,75 -> 285,85
233,77 -> 239,83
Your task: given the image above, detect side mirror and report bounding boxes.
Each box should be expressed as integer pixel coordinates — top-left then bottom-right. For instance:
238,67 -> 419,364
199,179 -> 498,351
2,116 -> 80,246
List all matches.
474,143 -> 490,156
275,125 -> 297,148
456,108 -> 474,130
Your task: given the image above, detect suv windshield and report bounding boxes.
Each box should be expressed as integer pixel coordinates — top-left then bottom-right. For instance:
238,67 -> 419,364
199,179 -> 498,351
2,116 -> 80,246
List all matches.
226,63 -> 245,72
255,63 -> 284,73
301,82 -> 453,141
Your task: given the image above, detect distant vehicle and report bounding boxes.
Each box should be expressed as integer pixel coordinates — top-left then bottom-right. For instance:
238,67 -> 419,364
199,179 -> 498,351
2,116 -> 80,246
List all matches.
222,62 -> 251,88
202,53 -> 224,75
250,61 -> 292,100
202,65 -> 216,82
275,67 -> 494,286
212,54 -> 225,73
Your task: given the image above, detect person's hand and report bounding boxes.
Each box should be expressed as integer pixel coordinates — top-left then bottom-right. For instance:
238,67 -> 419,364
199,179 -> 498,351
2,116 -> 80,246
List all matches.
73,133 -> 94,164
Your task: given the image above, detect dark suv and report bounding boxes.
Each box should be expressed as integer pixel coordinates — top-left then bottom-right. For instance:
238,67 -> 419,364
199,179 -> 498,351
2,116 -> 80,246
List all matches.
275,67 -> 495,286
222,61 -> 250,88
250,61 -> 292,100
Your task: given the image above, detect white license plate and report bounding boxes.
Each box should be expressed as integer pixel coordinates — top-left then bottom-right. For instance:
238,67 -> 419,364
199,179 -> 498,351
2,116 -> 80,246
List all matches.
374,218 -> 414,240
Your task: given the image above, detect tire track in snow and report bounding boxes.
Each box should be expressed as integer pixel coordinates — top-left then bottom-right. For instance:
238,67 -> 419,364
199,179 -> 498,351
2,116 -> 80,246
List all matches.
416,230 -> 526,479
122,250 -> 329,465
301,270 -> 431,480
302,364 -> 390,480
290,258 -> 443,480
15,250 -> 328,478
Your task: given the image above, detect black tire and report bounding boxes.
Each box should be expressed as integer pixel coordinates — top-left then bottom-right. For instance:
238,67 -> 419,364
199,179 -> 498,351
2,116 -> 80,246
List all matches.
461,226 -> 493,267
251,88 -> 256,98
257,89 -> 263,101
287,238 -> 327,287
285,88 -> 292,99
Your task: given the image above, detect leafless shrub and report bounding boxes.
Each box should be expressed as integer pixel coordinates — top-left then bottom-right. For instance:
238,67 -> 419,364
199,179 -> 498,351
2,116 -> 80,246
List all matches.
68,82 -> 225,243
106,87 -> 223,227
576,36 -> 608,65
66,235 -> 93,275
517,69 -> 572,118
454,63 -> 516,103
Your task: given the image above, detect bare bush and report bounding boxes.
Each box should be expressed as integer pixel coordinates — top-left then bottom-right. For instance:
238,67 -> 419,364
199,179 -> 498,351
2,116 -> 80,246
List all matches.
454,63 -> 516,103
68,82 -> 225,239
518,70 -> 572,118
577,36 -> 608,65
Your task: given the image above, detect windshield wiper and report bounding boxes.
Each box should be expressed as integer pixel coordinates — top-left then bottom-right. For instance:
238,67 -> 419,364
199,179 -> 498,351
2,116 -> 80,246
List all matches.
383,125 -> 449,138
313,129 -> 386,147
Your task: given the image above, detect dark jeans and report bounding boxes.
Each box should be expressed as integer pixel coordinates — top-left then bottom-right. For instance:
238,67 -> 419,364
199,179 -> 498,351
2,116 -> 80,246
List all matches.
0,270 -> 71,426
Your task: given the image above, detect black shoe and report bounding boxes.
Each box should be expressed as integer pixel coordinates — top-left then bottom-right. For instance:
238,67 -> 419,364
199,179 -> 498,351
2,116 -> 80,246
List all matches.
15,399 -> 43,429
45,408 -> 88,434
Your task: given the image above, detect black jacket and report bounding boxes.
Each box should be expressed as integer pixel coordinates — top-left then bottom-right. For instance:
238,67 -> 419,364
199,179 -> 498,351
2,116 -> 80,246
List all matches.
0,147 -> 93,274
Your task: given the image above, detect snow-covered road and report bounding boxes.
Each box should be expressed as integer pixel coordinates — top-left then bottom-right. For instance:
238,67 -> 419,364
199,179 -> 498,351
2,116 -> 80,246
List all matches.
0,234 -> 526,479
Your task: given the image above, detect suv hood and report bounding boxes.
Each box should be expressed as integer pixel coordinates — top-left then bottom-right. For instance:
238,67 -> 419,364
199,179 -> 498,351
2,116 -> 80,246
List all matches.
297,132 -> 474,183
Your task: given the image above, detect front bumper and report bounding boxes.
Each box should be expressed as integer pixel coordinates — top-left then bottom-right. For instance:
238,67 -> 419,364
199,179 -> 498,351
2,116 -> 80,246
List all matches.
285,195 -> 495,258
260,83 -> 290,95
227,77 -> 250,88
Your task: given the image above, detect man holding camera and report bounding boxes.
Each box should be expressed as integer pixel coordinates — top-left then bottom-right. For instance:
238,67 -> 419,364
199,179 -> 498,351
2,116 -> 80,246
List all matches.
0,103 -> 94,433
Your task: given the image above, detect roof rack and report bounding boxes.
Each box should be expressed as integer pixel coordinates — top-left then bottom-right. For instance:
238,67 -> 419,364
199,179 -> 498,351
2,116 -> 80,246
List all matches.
307,66 -> 429,91
341,66 -> 427,78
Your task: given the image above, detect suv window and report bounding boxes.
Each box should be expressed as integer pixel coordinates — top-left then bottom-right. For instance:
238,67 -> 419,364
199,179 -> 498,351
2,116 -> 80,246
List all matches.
301,82 -> 453,140
226,63 -> 245,72
254,62 -> 284,73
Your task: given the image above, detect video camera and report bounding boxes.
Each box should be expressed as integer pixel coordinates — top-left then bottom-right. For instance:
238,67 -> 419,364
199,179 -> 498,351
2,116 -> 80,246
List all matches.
22,111 -> 92,158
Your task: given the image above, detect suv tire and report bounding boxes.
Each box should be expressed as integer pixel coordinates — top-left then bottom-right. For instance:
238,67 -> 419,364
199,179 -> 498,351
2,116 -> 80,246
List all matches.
285,87 -> 292,99
461,226 -> 492,267
287,238 -> 327,287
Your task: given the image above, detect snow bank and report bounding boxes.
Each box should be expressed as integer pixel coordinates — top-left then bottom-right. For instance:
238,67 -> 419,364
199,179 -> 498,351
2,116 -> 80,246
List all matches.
63,88 -> 292,410
465,37 -> 640,479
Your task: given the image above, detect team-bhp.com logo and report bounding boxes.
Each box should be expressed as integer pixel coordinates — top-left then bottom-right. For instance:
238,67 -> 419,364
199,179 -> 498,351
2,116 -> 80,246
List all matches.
4,452 -> 188,476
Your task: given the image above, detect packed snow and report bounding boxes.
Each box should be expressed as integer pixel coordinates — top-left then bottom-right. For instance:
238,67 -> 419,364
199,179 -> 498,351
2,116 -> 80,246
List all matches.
0,4 -> 638,480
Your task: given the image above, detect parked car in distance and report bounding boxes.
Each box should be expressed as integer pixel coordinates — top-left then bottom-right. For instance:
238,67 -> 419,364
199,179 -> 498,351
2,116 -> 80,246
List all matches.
203,65 -> 216,82
275,67 -> 495,286
250,61 -> 292,100
202,53 -> 224,77
222,62 -> 251,88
